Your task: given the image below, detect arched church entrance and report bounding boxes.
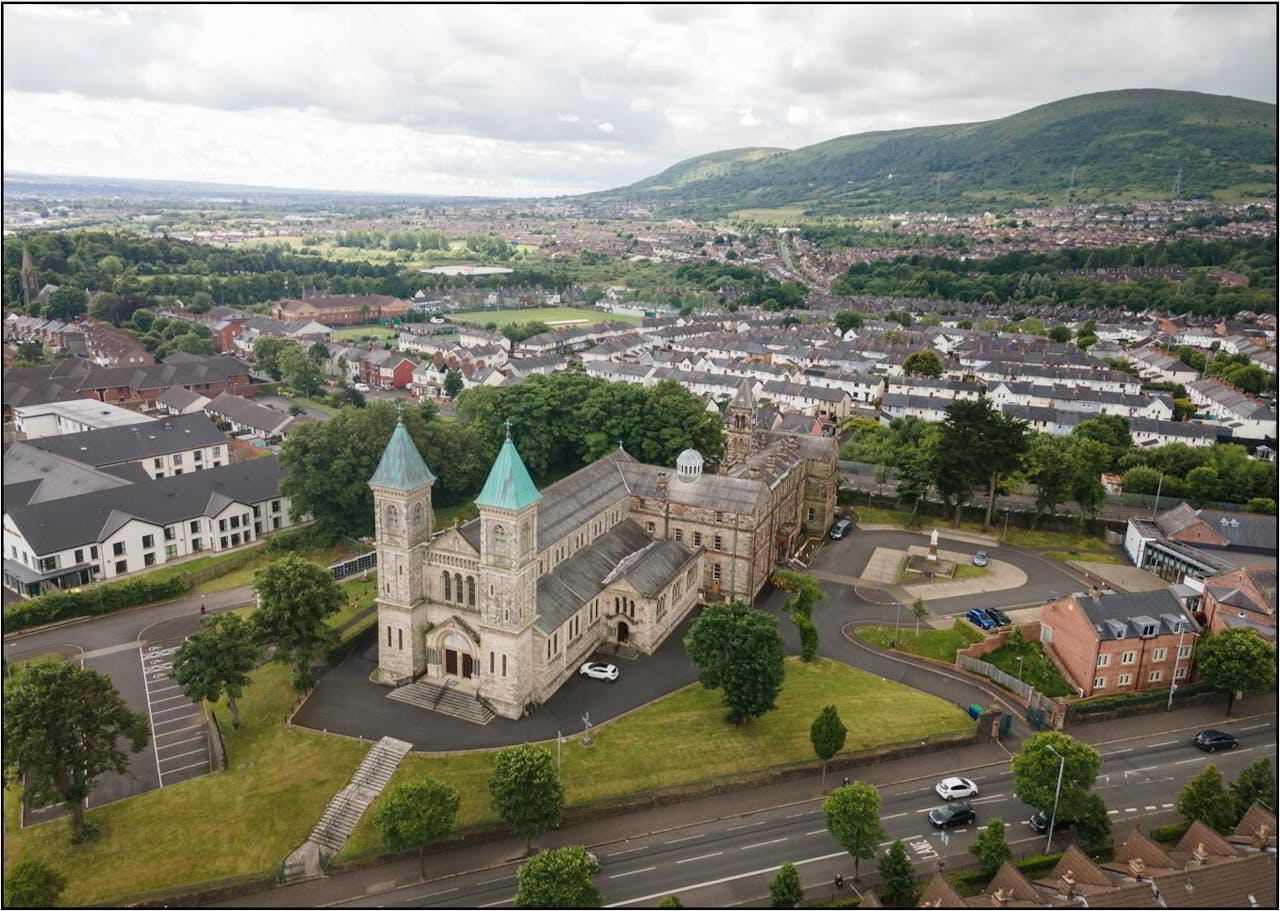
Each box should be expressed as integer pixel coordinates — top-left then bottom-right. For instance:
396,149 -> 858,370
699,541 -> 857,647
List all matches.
441,631 -> 475,679
617,621 -> 630,642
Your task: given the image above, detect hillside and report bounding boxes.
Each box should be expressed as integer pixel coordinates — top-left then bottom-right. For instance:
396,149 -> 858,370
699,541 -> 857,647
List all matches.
587,89 -> 1277,217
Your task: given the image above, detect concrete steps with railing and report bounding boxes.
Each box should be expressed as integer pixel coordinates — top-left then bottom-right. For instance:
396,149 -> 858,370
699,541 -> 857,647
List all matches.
387,679 -> 496,725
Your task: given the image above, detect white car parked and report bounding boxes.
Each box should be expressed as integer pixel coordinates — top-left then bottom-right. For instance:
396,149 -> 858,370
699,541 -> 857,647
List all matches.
934,776 -> 979,800
579,661 -> 619,682
353,382 -> 371,392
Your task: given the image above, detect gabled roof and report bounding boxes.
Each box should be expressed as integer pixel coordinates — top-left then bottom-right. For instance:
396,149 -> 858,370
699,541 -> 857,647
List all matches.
731,377 -> 756,410
474,433 -> 541,512
25,412 -> 226,467
368,418 -> 436,491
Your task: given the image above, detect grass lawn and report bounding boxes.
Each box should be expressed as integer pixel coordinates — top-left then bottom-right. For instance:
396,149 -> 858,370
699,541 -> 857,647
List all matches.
1043,550 -> 1129,565
856,621 -> 985,663
328,577 -> 378,629
982,639 -> 1076,698
196,543 -> 350,595
339,657 -> 971,859
333,325 -> 400,340
952,564 -> 989,580
850,506 -> 1119,558
451,307 -> 640,327
3,662 -> 368,907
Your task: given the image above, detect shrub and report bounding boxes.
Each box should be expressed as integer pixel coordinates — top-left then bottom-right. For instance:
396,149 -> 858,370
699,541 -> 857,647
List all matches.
3,575 -> 191,632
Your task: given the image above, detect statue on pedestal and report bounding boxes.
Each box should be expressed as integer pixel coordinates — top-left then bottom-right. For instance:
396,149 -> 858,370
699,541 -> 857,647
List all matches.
927,528 -> 940,561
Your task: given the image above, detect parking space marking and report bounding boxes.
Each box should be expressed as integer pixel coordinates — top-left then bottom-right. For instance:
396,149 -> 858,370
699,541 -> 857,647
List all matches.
138,639 -> 212,788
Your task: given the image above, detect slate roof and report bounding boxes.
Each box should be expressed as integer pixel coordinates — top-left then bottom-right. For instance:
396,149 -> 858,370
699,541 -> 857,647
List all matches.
3,442 -> 136,506
156,386 -> 211,412
369,418 -> 437,491
1074,590 -> 1196,640
474,435 -> 542,512
24,412 -> 226,468
535,519 -> 696,634
6,457 -> 285,555
205,392 -> 293,435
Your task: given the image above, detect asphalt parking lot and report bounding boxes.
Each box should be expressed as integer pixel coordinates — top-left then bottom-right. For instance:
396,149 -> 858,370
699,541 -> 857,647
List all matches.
140,637 -> 213,788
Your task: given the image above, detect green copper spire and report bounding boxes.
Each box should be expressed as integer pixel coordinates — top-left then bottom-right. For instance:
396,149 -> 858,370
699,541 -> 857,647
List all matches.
369,417 -> 436,490
474,422 -> 542,511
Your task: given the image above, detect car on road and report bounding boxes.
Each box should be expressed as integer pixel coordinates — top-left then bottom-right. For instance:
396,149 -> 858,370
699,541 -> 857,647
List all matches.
928,801 -> 976,829
579,661 -> 619,682
353,382 -> 372,392
1193,729 -> 1239,752
829,517 -> 853,540
985,607 -> 1012,627
429,316 -> 446,324
973,551 -> 989,567
935,776 -> 979,799
966,608 -> 999,631
1028,811 -> 1073,834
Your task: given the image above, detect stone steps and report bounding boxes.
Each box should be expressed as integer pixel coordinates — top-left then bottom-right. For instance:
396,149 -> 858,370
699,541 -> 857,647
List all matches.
387,680 -> 496,725
302,736 -> 413,860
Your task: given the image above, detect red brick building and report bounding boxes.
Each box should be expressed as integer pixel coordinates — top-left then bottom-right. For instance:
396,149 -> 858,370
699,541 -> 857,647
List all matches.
1199,567 -> 1277,641
273,294 -> 409,326
1039,590 -> 1199,698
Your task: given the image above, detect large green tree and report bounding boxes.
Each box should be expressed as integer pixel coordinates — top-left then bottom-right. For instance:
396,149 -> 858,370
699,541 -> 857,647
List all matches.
1177,764 -> 1236,833
823,781 -> 884,878
775,571 -> 823,662
810,705 -> 847,790
971,817 -> 1011,876
1231,758 -> 1277,819
1023,434 -> 1074,525
489,745 -> 565,853
1075,793 -> 1113,853
373,778 -> 461,876
3,662 -> 149,842
251,555 -> 343,689
768,862 -> 804,909
684,601 -> 786,725
1071,415 -> 1133,471
253,336 -> 293,380
1195,628 -> 1276,716
513,845 -> 600,909
902,349 -> 944,378
877,839 -> 918,907
1010,732 -> 1101,825
171,612 -> 258,728
280,343 -> 325,397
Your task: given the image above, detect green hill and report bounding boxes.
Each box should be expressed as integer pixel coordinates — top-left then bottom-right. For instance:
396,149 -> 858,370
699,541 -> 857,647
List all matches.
588,89 -> 1276,217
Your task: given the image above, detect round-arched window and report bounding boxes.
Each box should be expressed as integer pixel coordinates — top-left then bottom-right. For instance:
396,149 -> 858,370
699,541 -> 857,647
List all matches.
443,632 -> 471,653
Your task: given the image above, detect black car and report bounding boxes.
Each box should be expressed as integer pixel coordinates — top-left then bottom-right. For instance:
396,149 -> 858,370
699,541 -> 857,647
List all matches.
1028,811 -> 1073,834
928,801 -> 976,828
1193,729 -> 1239,752
985,608 -> 1012,627
829,517 -> 853,540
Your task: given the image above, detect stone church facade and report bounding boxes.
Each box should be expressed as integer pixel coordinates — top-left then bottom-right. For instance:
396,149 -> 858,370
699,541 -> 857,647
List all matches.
371,380 -> 838,720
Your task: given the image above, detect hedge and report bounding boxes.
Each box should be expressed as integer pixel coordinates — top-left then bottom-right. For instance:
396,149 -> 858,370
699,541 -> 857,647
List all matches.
950,849 -> 1113,896
1067,681 -> 1213,715
1151,820 -> 1192,846
3,575 -> 191,632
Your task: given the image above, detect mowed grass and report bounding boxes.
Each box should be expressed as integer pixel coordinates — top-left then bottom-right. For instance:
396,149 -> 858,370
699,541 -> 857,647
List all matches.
857,621 -> 985,664
3,662 -> 368,907
850,506 -> 1119,558
451,307 -> 640,326
339,657 -> 970,859
333,324 -> 399,340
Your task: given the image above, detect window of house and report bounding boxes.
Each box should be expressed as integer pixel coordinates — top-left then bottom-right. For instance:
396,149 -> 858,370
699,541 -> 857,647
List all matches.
1151,647 -> 1167,661
1174,666 -> 1187,680
253,504 -> 262,517
715,511 -> 724,523
190,520 -> 201,533
154,458 -> 163,469
219,518 -> 227,532
229,515 -> 240,529
220,536 -> 228,549
272,517 -> 281,529
1094,676 -> 1107,689
645,521 -> 655,534
398,629 -> 403,650
1148,670 -> 1163,682
37,556 -> 58,573
1120,651 -> 1136,665
173,468 -> 183,475
693,531 -> 703,546
142,534 -> 155,549
1096,653 -> 1111,668
387,626 -> 392,647
90,545 -> 98,559
74,549 -> 84,564
173,453 -> 183,465
1117,673 -> 1132,686
807,507 -> 816,522
502,654 -> 507,676
714,535 -> 723,551
113,541 -> 126,556
165,544 -> 178,559
272,499 -> 282,512
674,528 -> 683,542
1177,645 -> 1192,659
192,538 -> 203,552
713,563 -> 722,581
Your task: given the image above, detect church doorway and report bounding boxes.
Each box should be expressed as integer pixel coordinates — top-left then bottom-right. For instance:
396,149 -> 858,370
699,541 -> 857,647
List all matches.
442,632 -> 474,680
617,621 -> 630,642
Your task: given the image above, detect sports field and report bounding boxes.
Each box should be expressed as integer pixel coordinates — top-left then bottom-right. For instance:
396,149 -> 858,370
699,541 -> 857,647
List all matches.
451,307 -> 640,326
332,325 -> 399,340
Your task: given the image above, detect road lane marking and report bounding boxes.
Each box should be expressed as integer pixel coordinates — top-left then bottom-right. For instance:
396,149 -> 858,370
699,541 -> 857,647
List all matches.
677,852 -> 723,864
606,846 -> 647,857
805,829 -> 828,836
608,866 -> 656,879
1148,741 -> 1177,747
1175,757 -> 1207,764
159,748 -> 208,764
603,851 -> 848,907
150,693 -> 193,705
665,834 -> 703,844
1240,723 -> 1270,730
1108,810 -> 1119,815
402,887 -> 458,901
1101,748 -> 1133,756
478,877 -> 511,885
1162,803 -> 1173,808
162,760 -> 209,775
883,812 -> 907,820
477,900 -> 513,908
972,793 -> 1007,802
1125,808 -> 1137,813
1144,805 -> 1157,810
741,837 -> 788,850
726,820 -> 767,831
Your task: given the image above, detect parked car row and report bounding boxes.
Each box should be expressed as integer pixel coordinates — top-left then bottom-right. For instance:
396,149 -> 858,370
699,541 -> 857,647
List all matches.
965,607 -> 1012,631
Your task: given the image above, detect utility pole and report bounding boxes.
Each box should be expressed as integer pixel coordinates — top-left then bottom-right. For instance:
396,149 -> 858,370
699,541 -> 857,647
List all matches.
1045,744 -> 1066,853
1152,473 -> 1163,518
1167,618 -> 1187,711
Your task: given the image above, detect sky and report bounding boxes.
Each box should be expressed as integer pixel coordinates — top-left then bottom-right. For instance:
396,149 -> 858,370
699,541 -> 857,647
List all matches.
3,4 -> 1276,198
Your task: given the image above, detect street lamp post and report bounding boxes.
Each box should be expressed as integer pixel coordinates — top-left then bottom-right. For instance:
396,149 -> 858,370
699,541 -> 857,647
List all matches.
1015,656 -> 1024,685
1167,618 -> 1187,711
1002,510 -> 1010,543
1152,473 -> 1163,518
1045,744 -> 1066,853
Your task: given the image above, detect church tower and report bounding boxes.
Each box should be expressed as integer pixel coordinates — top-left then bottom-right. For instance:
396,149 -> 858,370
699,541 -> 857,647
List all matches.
724,378 -> 757,468
474,425 -> 542,714
20,246 -> 39,310
369,414 -> 436,683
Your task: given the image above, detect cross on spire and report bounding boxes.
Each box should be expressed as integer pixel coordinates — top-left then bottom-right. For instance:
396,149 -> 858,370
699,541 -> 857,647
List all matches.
503,418 -> 513,438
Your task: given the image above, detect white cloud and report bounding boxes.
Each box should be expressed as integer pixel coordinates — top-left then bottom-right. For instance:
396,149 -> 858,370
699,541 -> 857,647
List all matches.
1,4 -> 1273,195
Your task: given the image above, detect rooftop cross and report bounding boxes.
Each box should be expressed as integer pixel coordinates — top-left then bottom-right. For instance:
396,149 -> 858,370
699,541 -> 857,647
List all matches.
503,417 -> 513,438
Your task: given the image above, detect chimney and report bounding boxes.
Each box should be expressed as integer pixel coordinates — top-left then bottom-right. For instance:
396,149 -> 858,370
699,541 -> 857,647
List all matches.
990,887 -> 1009,906
656,471 -> 668,494
1061,871 -> 1077,898
1190,842 -> 1208,866
1127,857 -> 1147,880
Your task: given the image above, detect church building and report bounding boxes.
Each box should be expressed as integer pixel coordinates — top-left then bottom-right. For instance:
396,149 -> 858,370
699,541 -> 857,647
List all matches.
371,380 -> 837,720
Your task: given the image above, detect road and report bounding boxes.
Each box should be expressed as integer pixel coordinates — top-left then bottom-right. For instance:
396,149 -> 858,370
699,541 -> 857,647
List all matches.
315,716 -> 1275,909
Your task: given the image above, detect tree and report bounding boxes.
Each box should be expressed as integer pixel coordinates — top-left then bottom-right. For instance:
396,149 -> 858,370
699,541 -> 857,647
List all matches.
308,340 -> 330,363
3,860 -> 67,909
902,349 -> 944,378
1075,793 -> 1112,853
1071,416 -> 1133,471
253,336 -> 292,380
1248,497 -> 1278,514
171,612 -> 258,729
768,862 -> 804,909
3,661 -> 149,842
1177,764 -> 1236,833
280,343 -> 324,397
877,839 -> 918,907
797,618 -> 818,661
373,778 -> 461,877
823,781 -> 884,878
444,368 -> 464,398
978,410 -> 1029,531
1195,628 -> 1275,716
657,896 -> 683,908
489,744 -> 565,853
972,818 -> 1012,876
514,845 -> 600,909
46,285 -> 87,321
775,571 -> 823,662
173,331 -> 214,355
1024,434 -> 1073,525
834,310 -> 867,333
810,705 -> 847,789
1047,325 -> 1073,343
1010,732 -> 1101,824
1185,465 -> 1221,502
684,601 -> 785,725
251,555 -> 342,689
910,598 -> 929,634
1066,437 -> 1111,524
1231,758 -> 1277,819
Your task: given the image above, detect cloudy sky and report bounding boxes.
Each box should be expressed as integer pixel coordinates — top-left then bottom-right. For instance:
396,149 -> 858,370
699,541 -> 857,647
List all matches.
3,4 -> 1275,198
